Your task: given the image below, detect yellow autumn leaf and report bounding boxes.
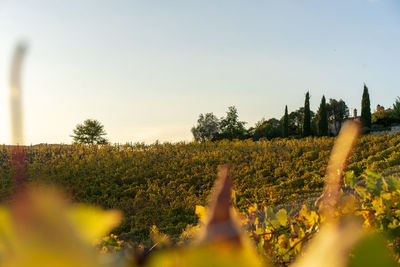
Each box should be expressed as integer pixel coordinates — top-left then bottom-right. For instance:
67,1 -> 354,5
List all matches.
0,186 -> 115,267
371,198 -> 386,216
195,205 -> 207,223
67,204 -> 122,244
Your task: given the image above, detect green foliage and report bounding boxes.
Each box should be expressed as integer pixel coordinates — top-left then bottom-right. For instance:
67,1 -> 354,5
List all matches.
253,118 -> 281,140
239,167 -> 400,265
289,107 -> 315,137
191,113 -> 220,142
317,95 -> 328,136
393,97 -> 400,120
372,108 -> 397,127
361,84 -> 372,131
303,92 -> 311,137
326,98 -> 349,135
71,119 -> 109,145
192,107 -> 248,141
217,106 -> 247,140
283,106 -> 289,138
243,202 -> 320,264
349,234 -> 397,267
287,107 -> 315,136
94,233 -> 127,254
288,109 -> 303,136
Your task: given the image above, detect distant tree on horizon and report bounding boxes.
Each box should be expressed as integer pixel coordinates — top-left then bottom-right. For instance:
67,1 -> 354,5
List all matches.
303,91 -> 311,136
71,119 -> 109,145
217,106 -> 247,140
191,113 -> 220,142
317,95 -> 328,136
361,84 -> 372,131
283,105 -> 289,137
253,118 -> 281,140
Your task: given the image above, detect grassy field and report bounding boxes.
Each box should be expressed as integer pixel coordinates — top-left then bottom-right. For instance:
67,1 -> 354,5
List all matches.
1,134 -> 400,241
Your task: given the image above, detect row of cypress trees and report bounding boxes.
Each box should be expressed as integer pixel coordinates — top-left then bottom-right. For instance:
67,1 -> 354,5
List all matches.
282,84 -> 371,137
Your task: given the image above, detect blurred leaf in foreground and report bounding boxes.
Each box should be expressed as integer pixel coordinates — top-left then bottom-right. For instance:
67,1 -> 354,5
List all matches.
67,204 -> 122,244
348,233 -> 397,267
0,186 -> 122,267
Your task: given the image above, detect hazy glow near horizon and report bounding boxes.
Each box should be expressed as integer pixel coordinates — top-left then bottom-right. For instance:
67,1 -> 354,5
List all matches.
0,0 -> 399,144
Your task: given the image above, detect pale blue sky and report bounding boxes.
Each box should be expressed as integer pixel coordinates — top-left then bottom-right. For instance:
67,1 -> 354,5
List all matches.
0,0 -> 399,144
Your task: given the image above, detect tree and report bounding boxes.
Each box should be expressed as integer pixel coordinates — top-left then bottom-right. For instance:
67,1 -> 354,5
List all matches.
289,108 -> 304,136
71,119 -> 109,144
285,107 -> 315,137
361,84 -> 372,131
217,106 -> 247,140
303,91 -> 311,136
372,109 -> 396,127
393,97 -> 400,121
317,95 -> 328,136
191,113 -> 220,142
253,118 -> 281,140
326,98 -> 349,135
282,105 -> 289,137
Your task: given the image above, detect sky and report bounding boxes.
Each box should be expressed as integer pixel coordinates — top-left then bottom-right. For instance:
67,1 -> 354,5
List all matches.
0,0 -> 399,144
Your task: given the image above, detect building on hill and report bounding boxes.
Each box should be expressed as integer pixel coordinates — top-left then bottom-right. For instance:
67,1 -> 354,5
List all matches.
328,105 -> 400,136
370,103 -> 400,135
348,108 -> 361,122
328,108 -> 360,136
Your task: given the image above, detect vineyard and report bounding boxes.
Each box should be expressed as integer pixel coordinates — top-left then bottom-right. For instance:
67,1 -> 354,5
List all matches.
1,133 -> 400,245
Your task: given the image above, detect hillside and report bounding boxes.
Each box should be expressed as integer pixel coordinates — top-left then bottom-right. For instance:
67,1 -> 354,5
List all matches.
1,134 -> 400,241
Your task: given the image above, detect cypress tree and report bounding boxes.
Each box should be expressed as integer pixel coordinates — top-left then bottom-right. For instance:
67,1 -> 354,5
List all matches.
317,95 -> 328,136
361,84 -> 372,131
283,105 -> 289,137
303,91 -> 311,136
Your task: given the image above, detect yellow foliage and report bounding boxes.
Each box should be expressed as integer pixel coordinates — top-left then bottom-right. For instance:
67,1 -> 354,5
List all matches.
195,205 -> 207,224
0,186 -> 122,267
67,204 -> 121,244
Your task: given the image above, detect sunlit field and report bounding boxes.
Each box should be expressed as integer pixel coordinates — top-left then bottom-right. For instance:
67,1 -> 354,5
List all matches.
2,130 -> 400,266
1,1 -> 400,266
